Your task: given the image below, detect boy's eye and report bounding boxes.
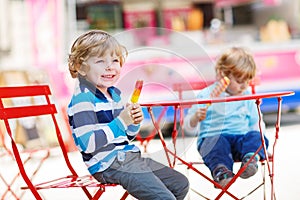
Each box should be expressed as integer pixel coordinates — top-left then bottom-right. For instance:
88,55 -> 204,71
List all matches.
96,60 -> 104,63
233,77 -> 244,84
113,58 -> 120,63
237,79 -> 249,85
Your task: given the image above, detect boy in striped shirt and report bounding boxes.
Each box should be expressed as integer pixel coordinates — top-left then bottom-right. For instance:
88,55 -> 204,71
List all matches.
67,30 -> 189,200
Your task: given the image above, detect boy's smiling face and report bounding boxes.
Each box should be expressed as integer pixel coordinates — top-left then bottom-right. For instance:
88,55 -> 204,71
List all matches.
85,53 -> 121,92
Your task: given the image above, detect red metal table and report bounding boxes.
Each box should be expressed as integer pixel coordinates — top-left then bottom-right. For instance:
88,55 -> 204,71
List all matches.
140,91 -> 294,200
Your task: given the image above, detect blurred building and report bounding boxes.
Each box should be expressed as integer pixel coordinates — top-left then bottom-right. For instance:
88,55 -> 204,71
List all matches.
0,0 -> 299,112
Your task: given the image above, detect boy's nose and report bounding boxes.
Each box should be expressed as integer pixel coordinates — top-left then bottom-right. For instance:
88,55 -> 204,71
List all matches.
106,62 -> 113,69
240,83 -> 247,90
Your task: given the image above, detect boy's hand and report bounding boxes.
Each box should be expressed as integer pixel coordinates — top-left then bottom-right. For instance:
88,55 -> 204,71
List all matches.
190,107 -> 207,127
119,104 -> 144,126
131,104 -> 144,124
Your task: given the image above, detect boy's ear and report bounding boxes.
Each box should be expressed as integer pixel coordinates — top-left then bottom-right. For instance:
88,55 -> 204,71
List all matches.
77,69 -> 87,76
216,69 -> 223,80
77,64 -> 89,76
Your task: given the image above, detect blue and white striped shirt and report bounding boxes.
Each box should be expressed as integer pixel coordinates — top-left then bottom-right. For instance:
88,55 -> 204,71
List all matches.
68,77 -> 140,174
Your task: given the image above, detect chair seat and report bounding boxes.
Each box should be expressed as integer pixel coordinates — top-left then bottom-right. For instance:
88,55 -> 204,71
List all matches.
21,174 -> 118,190
0,85 -> 129,200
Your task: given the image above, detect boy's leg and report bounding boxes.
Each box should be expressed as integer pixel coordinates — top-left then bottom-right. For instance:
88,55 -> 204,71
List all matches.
238,131 -> 269,160
145,156 -> 189,200
198,135 -> 235,187
93,151 -> 188,200
199,135 -> 234,172
235,131 -> 269,178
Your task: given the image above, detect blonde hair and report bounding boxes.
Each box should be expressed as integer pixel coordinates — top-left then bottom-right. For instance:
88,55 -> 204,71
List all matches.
215,47 -> 256,81
68,30 -> 128,78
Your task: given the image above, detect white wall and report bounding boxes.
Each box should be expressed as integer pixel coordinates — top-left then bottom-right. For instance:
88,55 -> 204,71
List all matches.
0,1 -> 32,70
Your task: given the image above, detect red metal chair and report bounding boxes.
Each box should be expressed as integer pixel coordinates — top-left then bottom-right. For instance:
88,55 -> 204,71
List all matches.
0,87 -> 51,200
0,85 -> 129,200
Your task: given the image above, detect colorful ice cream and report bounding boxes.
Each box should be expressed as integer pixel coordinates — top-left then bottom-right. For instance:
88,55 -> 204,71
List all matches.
210,76 -> 230,98
130,80 -> 143,103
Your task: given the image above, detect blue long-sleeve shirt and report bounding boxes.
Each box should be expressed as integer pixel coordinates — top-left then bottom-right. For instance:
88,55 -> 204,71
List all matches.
68,77 -> 140,174
183,83 -> 265,147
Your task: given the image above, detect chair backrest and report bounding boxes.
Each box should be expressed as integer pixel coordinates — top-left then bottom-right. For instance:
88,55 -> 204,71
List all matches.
173,78 -> 258,101
173,81 -> 214,101
0,85 -> 78,198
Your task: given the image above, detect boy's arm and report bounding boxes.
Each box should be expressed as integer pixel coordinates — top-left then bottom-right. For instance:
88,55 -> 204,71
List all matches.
118,103 -> 143,140
184,109 -> 200,136
183,88 -> 209,135
127,124 -> 140,140
70,95 -> 131,153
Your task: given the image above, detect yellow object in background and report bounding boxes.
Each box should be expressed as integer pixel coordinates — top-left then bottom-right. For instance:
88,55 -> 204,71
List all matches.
130,80 -> 143,103
260,19 -> 291,42
187,8 -> 204,31
171,16 -> 186,31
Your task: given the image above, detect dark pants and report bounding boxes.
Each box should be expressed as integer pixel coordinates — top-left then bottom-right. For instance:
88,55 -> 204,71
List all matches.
93,152 -> 189,200
198,131 -> 269,174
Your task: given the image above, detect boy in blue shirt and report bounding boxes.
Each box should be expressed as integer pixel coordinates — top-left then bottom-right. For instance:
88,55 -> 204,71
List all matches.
184,47 -> 269,188
67,30 -> 189,199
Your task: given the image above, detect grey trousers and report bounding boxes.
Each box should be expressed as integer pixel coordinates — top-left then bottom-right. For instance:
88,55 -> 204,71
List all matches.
93,151 -> 189,200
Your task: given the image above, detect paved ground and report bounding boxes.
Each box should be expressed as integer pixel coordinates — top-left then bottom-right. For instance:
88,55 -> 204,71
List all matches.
1,112 -> 300,200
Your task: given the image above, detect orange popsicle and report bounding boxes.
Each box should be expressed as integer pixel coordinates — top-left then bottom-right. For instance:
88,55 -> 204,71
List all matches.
130,80 -> 143,103
210,76 -> 230,98
207,76 -> 230,106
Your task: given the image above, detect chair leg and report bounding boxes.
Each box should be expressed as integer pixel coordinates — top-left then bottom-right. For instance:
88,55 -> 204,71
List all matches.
262,161 -> 266,200
91,186 -> 105,200
90,187 -> 128,200
120,191 -> 129,200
